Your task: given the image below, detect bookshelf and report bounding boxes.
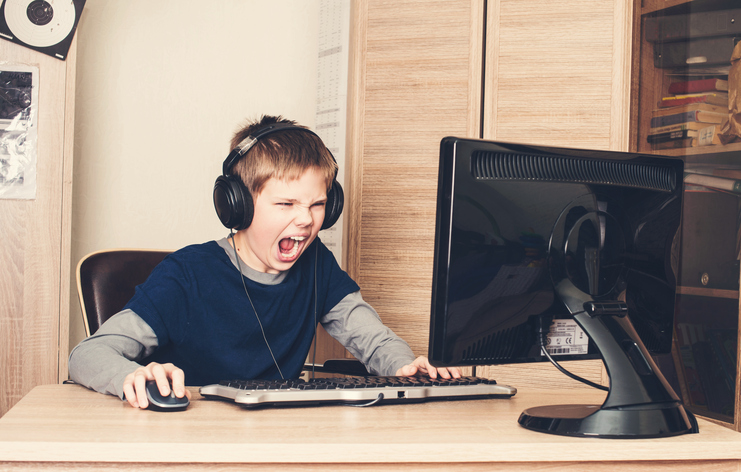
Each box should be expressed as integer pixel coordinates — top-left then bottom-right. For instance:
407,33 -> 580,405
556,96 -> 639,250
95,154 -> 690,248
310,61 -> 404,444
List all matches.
631,0 -> 741,431
631,0 -> 741,156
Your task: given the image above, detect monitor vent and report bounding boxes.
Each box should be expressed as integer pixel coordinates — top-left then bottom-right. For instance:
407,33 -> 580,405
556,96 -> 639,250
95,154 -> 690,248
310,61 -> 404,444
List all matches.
461,324 -> 530,363
471,151 -> 676,192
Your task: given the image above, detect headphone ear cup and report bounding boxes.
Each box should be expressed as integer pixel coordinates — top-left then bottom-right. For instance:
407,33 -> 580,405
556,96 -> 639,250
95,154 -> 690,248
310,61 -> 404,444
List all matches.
322,180 -> 344,230
213,175 -> 254,230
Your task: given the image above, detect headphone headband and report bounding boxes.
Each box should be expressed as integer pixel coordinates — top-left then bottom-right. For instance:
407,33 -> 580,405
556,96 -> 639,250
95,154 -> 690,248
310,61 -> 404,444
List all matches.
222,122 -> 318,175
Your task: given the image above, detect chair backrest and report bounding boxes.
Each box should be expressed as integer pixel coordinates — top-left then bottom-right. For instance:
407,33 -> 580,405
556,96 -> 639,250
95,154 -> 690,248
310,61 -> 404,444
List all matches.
76,249 -> 171,337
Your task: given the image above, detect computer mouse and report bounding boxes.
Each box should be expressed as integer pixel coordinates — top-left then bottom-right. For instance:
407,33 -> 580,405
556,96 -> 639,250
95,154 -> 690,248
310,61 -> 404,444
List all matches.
145,380 -> 190,411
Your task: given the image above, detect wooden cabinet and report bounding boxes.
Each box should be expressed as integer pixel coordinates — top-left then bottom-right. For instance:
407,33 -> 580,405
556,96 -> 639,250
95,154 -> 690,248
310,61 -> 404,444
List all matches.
343,0 -> 630,388
630,0 -> 741,430
0,39 -> 76,417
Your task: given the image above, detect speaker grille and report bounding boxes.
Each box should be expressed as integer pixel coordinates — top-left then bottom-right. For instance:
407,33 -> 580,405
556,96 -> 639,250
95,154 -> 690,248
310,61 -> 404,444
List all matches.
471,151 -> 676,192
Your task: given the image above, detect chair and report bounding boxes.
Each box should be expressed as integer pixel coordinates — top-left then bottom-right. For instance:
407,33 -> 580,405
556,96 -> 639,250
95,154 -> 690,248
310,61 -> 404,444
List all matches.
76,249 -> 171,337
75,248 -> 369,375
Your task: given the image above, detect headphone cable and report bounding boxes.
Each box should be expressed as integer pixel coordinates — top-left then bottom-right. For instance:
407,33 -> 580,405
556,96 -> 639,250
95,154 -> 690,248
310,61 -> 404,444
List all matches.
310,242 -> 318,379
229,231 -> 284,379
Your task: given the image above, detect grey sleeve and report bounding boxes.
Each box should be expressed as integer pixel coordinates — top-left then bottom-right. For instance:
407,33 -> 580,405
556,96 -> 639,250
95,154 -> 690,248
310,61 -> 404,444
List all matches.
320,291 -> 416,376
68,309 -> 159,399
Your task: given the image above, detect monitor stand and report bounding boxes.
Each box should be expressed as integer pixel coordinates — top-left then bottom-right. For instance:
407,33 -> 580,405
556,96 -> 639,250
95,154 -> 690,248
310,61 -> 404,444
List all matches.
518,288 -> 698,438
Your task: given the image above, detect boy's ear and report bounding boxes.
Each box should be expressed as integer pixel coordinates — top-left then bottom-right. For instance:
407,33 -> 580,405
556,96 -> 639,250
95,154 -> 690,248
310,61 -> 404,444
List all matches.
213,174 -> 254,231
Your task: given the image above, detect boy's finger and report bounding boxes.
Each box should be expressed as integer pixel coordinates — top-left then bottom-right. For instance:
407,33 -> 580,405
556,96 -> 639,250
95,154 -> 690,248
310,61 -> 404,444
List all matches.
170,368 -> 187,398
133,372 -> 150,409
122,383 -> 138,408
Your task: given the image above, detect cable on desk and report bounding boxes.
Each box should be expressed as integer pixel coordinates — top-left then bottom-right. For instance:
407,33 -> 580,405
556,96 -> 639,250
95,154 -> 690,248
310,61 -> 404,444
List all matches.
350,393 -> 384,407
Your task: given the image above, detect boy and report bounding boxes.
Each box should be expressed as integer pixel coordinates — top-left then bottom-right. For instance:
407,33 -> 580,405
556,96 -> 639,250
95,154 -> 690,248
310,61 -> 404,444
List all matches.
69,115 -> 459,409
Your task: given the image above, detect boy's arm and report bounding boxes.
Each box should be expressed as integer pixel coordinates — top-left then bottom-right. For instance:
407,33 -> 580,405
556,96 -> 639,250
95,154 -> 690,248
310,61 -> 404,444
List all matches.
68,309 -> 158,399
319,291 -> 416,376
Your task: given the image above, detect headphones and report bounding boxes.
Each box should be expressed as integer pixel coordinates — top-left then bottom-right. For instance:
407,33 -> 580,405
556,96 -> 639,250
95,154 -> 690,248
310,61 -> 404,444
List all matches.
213,122 -> 344,231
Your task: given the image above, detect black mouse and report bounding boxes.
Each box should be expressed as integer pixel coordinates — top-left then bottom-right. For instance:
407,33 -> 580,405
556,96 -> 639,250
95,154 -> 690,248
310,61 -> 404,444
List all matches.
145,380 -> 190,411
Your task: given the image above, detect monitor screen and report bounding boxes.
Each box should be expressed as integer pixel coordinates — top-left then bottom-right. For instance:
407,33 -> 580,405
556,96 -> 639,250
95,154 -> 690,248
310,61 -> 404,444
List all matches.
426,138 -> 697,439
428,137 -> 683,368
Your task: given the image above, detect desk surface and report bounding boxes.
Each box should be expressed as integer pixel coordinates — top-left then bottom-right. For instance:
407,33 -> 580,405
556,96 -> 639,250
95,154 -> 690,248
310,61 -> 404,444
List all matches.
1,384 -> 740,471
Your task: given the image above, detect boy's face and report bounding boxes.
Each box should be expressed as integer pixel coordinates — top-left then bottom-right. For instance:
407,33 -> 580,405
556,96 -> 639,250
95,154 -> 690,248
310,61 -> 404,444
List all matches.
238,167 -> 327,274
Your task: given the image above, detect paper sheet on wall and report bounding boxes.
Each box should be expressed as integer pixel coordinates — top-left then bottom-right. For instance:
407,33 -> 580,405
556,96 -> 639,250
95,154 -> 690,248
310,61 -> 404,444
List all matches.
0,62 -> 38,199
316,0 -> 350,267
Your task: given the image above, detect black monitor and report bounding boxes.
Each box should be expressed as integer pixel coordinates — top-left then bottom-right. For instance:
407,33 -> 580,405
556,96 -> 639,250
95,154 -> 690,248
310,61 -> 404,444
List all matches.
428,137 -> 698,438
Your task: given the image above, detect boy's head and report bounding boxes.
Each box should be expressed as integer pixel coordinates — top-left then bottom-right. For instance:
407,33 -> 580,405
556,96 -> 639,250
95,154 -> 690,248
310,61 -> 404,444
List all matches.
214,115 -> 343,232
213,115 -> 344,273
230,115 -> 337,198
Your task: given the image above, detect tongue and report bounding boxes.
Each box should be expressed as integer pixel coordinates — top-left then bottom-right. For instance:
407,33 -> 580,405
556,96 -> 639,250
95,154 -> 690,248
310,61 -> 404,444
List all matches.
280,238 -> 296,253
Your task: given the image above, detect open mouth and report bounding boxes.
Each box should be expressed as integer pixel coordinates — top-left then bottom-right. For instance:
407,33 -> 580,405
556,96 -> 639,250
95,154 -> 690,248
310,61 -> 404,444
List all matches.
278,236 -> 307,261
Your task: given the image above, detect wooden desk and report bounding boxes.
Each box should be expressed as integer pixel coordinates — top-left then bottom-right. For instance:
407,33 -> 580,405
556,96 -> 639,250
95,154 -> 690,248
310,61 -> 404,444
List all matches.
0,384 -> 740,471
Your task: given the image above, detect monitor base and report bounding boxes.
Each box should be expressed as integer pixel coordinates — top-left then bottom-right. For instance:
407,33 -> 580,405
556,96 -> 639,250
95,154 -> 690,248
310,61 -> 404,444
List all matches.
518,403 -> 698,438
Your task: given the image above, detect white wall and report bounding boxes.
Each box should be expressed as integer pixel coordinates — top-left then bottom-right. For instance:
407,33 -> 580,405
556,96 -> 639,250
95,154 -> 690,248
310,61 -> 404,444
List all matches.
70,0 -> 323,350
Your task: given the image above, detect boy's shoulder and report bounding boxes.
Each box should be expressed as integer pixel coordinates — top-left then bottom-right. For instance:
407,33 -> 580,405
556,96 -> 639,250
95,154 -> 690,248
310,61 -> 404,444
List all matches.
171,239 -> 222,255
165,240 -> 228,266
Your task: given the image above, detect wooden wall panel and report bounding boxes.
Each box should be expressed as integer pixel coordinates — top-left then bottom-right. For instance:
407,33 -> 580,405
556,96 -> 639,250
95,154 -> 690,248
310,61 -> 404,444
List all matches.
484,0 -> 632,152
0,39 -> 76,417
346,0 -> 484,357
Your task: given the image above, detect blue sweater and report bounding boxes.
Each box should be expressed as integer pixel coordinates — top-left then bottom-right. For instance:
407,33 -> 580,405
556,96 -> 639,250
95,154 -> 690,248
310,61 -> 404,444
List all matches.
125,239 -> 359,385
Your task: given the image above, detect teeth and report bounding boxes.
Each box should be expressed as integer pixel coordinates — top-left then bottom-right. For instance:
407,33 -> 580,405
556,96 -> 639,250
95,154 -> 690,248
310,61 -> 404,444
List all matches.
281,236 -> 306,259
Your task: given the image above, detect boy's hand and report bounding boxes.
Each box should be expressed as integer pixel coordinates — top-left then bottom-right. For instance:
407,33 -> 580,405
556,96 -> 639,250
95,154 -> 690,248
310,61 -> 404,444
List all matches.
395,356 -> 461,379
122,362 -> 190,409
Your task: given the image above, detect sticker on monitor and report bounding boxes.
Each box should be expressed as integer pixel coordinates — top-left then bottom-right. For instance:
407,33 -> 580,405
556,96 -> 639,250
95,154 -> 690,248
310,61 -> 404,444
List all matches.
543,319 -> 589,356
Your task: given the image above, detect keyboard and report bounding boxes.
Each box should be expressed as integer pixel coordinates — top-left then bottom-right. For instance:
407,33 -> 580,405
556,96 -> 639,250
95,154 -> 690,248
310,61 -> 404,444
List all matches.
199,375 -> 516,409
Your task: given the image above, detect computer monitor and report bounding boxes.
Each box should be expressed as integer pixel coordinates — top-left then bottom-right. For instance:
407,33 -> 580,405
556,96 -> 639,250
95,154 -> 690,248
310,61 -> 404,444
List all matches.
428,137 -> 698,438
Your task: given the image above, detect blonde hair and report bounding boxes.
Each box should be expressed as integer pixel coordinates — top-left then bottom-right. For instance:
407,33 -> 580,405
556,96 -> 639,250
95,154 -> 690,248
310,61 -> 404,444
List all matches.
230,116 -> 337,196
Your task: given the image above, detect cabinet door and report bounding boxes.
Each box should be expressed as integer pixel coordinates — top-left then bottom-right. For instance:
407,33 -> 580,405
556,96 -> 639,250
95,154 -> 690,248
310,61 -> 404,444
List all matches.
344,0 -> 484,357
632,0 -> 741,431
484,0 -> 633,152
0,40 -> 76,417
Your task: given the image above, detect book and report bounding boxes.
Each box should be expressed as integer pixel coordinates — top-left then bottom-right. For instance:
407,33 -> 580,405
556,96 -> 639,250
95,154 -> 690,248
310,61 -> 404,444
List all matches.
696,125 -> 721,146
712,168 -> 741,180
651,111 -> 728,129
649,122 -> 709,135
658,92 -> 728,108
668,78 -> 728,94
683,173 -> 741,194
649,125 -> 719,149
652,102 -> 728,117
650,110 -> 727,128
650,137 -> 694,150
681,165 -> 741,180
646,128 -> 698,144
